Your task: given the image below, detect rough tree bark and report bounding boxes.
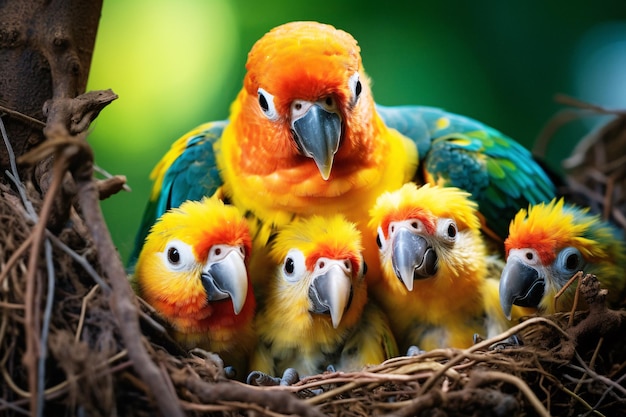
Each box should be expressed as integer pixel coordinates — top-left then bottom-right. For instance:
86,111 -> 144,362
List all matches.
0,0 -> 100,181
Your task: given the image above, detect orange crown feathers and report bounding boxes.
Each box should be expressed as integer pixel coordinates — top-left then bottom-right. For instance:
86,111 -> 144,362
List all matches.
505,198 -> 613,265
148,197 -> 252,262
369,183 -> 481,239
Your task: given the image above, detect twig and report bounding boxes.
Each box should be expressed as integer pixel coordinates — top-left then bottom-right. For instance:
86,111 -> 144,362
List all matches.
22,148 -> 69,416
573,338 -> 603,396
553,270 -> 582,324
418,316 -> 570,395
72,144 -> 185,417
560,385 -> 606,417
37,240 -> 55,417
0,397 -> 30,416
585,372 -> 626,417
381,390 -> 442,417
303,362 -> 460,405
93,164 -> 131,193
75,285 -> 100,343
0,234 -> 34,286
185,376 -> 326,417
0,115 -> 38,220
0,105 -> 46,129
45,231 -> 111,293
568,360 -> 626,398
553,94 -> 626,116
0,349 -> 128,400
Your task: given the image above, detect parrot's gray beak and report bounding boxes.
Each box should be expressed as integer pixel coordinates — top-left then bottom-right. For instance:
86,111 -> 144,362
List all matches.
308,263 -> 352,328
201,248 -> 248,315
499,257 -> 544,320
391,227 -> 438,291
291,101 -> 342,181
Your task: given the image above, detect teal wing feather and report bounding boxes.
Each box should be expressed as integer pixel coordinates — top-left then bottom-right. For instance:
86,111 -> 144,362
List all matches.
377,105 -> 556,239
127,121 -> 227,270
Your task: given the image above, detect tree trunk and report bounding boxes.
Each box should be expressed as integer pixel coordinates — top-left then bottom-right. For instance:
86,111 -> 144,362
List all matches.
0,0 -> 100,179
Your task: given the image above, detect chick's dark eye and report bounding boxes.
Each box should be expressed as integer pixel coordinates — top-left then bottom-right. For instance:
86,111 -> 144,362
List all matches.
447,223 -> 457,238
258,92 -> 269,112
167,247 -> 180,264
284,257 -> 295,274
565,253 -> 580,270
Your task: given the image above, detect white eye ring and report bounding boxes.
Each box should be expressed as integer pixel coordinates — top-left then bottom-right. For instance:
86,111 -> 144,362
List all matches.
282,249 -> 306,283
437,218 -> 458,243
160,239 -> 196,272
348,72 -> 362,105
257,87 -> 279,120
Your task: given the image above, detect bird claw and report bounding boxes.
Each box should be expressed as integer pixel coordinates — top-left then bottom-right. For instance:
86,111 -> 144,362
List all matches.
246,368 -> 300,386
489,334 -> 522,351
224,366 -> 237,380
280,368 -> 300,385
246,370 -> 282,386
406,345 -> 424,356
474,333 -> 522,350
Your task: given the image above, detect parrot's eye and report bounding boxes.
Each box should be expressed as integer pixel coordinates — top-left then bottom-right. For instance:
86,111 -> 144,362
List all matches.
257,87 -> 278,120
168,247 -> 180,264
161,240 -> 195,272
282,249 -> 306,283
285,258 -> 295,274
376,227 -> 387,251
437,218 -> 458,243
565,254 -> 578,270
348,72 -> 362,105
362,261 -> 368,276
556,247 -> 585,274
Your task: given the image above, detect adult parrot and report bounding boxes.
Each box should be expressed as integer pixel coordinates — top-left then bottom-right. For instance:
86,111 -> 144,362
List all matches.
499,198 -> 626,318
249,214 -> 398,378
369,182 -> 521,352
131,197 -> 256,379
129,21 -> 555,293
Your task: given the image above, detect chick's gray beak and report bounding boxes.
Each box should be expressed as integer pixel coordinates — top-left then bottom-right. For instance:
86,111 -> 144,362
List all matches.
499,257 -> 544,320
392,228 -> 438,291
201,249 -> 248,314
308,264 -> 352,329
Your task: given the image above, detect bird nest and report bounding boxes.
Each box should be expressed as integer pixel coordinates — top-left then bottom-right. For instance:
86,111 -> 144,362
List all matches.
1,97 -> 625,417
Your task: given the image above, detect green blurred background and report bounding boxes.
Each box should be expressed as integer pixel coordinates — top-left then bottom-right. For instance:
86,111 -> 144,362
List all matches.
86,0 -> 626,264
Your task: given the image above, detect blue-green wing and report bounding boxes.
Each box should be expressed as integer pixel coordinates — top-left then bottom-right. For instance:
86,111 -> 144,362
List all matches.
378,105 -> 556,239
127,121 -> 227,270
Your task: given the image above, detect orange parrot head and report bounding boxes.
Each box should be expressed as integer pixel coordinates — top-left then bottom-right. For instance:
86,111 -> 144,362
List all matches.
229,21 -> 376,181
